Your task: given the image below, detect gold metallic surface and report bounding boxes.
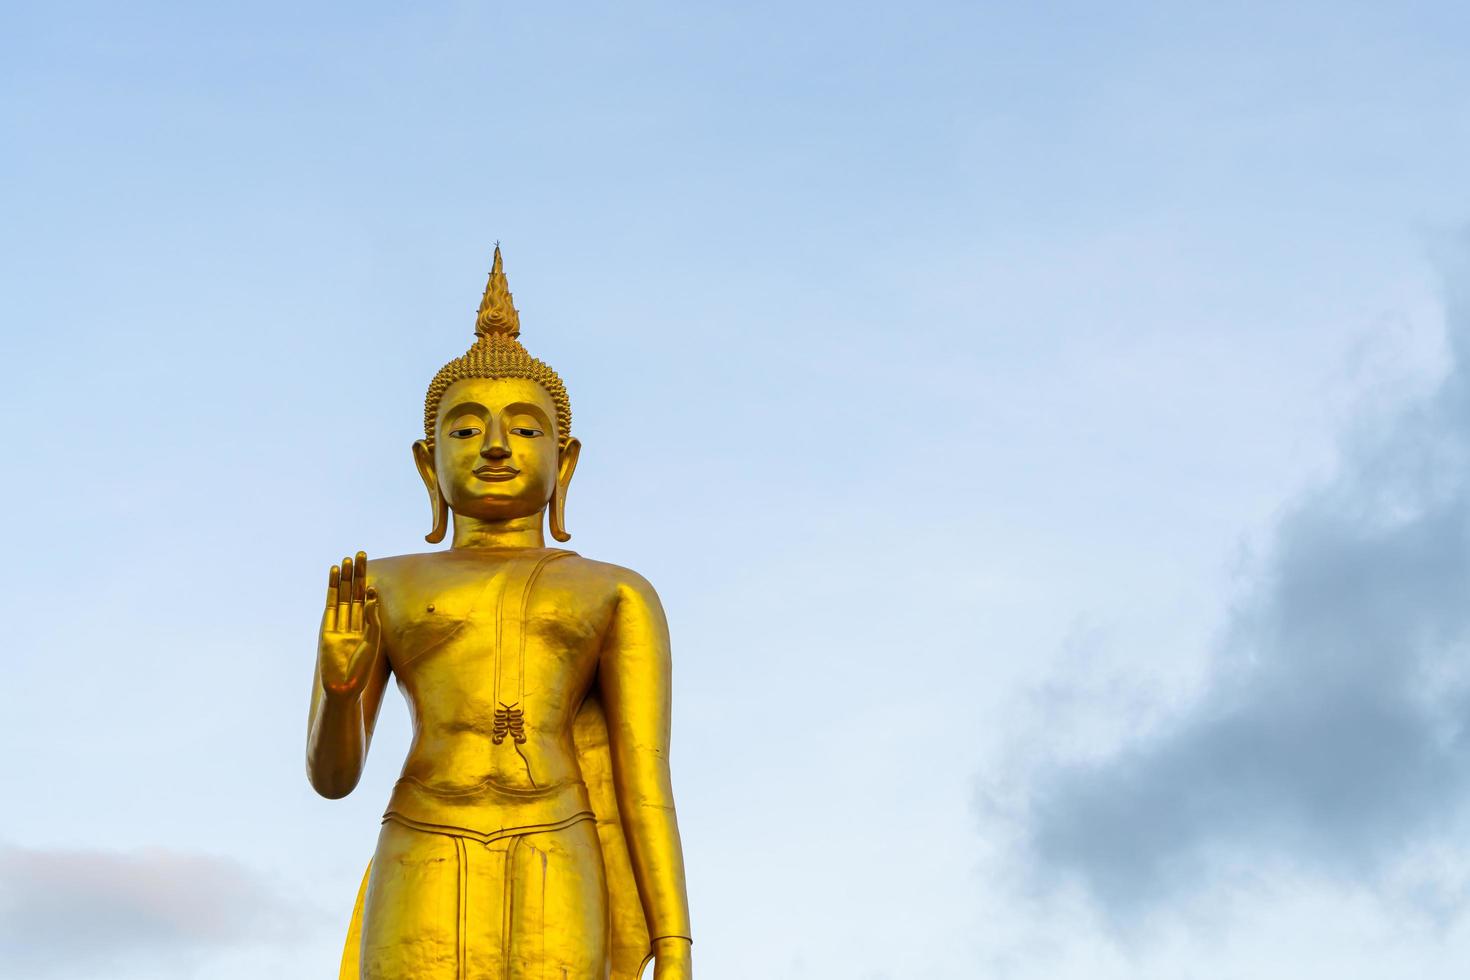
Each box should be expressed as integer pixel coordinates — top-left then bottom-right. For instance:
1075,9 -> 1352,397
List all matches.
309,249 -> 692,979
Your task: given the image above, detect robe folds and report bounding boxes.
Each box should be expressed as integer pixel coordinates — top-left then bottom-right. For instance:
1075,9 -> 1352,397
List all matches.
338,695 -> 653,980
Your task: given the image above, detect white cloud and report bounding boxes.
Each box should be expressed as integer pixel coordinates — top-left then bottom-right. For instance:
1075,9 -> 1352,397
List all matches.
0,844 -> 313,978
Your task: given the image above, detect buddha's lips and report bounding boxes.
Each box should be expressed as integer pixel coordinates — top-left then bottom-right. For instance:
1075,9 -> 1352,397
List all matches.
473,466 -> 519,481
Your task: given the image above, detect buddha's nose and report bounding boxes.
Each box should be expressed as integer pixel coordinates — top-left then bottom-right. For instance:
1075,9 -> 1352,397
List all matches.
480,440 -> 511,460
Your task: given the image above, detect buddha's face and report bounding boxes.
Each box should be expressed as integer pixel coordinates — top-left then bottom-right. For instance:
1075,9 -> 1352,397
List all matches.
429,377 -> 564,521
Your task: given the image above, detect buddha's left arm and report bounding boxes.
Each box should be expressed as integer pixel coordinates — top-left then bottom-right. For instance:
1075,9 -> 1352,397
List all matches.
600,572 -> 693,953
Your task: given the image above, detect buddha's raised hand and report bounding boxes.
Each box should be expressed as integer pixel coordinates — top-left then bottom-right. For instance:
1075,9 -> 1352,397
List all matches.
317,551 -> 382,698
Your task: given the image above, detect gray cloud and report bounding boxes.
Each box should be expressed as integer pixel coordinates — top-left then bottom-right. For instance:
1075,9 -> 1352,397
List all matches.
0,844 -> 305,976
1021,242 -> 1470,911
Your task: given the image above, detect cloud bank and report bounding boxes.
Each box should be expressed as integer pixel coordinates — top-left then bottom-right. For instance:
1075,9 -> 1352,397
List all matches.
0,844 -> 304,976
1022,241 -> 1470,911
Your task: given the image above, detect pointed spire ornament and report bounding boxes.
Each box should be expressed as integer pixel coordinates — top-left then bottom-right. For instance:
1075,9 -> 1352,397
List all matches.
475,245 -> 521,338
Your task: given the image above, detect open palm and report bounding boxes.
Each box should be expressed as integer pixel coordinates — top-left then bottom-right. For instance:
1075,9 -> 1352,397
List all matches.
318,551 -> 381,697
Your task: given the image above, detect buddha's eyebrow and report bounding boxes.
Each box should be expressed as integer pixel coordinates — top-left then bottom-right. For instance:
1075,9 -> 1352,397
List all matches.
503,401 -> 552,420
443,401 -> 490,418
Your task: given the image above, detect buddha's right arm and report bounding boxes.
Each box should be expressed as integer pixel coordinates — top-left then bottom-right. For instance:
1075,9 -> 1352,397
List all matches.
306,655 -> 390,798
306,554 -> 389,799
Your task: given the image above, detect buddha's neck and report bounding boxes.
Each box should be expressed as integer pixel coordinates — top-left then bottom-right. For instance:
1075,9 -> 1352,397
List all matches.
450,512 -> 547,551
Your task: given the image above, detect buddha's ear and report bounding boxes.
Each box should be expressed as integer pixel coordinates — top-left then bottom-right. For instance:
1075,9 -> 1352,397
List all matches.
549,438 -> 581,543
412,439 -> 449,544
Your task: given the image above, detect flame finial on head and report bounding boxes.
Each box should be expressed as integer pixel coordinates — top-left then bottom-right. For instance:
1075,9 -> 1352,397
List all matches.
475,245 -> 521,338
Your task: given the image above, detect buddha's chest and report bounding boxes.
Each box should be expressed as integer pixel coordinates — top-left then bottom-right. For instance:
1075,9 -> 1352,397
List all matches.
376,558 -> 612,703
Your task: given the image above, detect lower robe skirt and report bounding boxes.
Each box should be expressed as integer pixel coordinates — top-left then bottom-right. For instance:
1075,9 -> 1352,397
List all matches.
358,815 -> 610,980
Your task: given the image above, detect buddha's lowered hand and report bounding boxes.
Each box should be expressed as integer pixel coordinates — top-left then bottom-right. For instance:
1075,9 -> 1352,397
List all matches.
653,936 -> 694,979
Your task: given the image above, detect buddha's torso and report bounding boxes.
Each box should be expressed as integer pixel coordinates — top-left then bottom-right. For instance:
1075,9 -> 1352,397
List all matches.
368,548 -> 619,798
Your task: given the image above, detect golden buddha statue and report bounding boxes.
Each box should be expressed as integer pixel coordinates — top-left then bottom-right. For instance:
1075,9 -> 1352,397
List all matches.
307,248 -> 693,979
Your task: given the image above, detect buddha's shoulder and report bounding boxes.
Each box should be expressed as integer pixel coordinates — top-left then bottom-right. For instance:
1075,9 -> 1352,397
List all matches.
360,550 -> 439,581
545,553 -> 662,601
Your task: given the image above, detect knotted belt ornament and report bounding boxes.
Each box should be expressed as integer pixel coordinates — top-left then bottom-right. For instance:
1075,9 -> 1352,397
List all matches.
492,702 -> 527,745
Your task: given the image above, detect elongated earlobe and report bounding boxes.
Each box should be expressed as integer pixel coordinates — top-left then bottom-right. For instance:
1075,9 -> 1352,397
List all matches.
549,438 -> 581,543
412,439 -> 449,544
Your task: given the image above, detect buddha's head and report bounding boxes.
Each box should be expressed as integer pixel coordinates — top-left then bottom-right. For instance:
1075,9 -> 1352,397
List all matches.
413,247 -> 581,543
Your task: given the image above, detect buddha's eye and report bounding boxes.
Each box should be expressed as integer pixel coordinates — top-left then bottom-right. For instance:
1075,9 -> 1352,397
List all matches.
448,427 -> 481,439
509,427 -> 543,438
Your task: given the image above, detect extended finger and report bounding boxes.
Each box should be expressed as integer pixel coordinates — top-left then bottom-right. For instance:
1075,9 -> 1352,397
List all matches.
338,555 -> 354,627
353,551 -> 368,603
349,554 -> 365,632
338,555 -> 354,606
325,564 -> 341,630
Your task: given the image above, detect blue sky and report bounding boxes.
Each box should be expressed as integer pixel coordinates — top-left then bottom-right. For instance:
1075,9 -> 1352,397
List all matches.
5,2 -> 1470,977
